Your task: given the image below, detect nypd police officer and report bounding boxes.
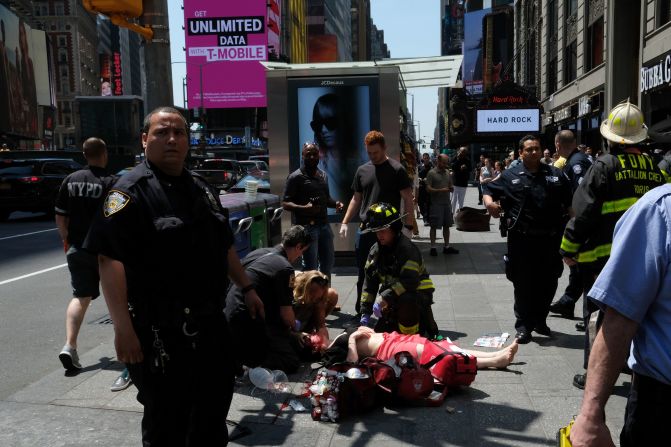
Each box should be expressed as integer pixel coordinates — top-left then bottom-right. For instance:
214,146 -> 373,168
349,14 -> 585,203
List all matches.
483,134 -> 572,344
86,107 -> 263,446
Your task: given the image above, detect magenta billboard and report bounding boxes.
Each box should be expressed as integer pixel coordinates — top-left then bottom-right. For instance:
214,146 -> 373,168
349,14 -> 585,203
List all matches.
184,1 -> 268,109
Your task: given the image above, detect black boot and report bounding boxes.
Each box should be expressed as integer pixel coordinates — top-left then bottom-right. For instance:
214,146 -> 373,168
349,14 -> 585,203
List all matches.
549,295 -> 576,318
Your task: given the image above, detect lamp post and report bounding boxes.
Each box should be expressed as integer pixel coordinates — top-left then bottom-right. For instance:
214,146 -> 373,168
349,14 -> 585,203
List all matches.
411,120 -> 421,149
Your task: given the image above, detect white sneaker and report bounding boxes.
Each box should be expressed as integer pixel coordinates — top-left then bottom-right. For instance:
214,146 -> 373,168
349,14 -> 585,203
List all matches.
59,345 -> 82,371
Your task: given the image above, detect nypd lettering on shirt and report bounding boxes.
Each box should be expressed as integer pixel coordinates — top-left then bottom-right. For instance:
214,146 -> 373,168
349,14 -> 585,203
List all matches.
67,182 -> 103,199
545,176 -> 559,183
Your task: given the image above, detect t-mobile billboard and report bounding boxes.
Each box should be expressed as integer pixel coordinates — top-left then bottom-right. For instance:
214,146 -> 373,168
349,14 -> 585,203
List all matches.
184,1 -> 268,109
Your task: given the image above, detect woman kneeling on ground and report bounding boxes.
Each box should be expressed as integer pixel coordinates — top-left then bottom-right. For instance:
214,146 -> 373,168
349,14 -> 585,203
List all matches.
292,270 -> 339,345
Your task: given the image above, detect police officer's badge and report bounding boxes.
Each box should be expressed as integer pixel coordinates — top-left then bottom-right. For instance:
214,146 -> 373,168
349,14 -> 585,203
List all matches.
104,190 -> 130,217
288,272 -> 295,289
572,164 -> 582,175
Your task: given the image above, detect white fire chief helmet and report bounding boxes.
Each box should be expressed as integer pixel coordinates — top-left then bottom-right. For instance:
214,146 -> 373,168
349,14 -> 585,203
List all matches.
600,99 -> 648,145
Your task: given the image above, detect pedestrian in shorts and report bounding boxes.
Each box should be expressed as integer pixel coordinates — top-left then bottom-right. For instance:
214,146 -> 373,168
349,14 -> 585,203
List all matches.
426,154 -> 459,256
55,137 -> 113,372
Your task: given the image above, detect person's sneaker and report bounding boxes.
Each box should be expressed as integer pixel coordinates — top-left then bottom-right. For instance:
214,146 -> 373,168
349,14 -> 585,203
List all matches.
573,373 -> 586,390
430,248 -> 438,256
59,345 -> 82,371
110,369 -> 132,392
575,321 -> 586,332
443,246 -> 460,254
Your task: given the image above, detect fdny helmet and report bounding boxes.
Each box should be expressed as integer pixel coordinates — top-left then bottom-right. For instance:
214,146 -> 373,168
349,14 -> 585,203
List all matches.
362,202 -> 406,234
600,99 -> 648,145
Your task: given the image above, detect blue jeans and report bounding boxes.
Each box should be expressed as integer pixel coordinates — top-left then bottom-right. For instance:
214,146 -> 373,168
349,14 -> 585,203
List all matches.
302,223 -> 335,277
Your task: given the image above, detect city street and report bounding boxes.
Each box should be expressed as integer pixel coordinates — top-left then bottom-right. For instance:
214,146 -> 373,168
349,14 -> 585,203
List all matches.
0,190 -> 631,446
0,212 -> 113,400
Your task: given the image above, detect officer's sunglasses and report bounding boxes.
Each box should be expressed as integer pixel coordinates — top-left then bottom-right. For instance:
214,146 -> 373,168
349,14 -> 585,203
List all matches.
310,117 -> 338,132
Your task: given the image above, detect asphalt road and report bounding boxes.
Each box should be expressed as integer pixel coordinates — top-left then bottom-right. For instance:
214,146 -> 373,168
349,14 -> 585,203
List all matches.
0,212 -> 114,399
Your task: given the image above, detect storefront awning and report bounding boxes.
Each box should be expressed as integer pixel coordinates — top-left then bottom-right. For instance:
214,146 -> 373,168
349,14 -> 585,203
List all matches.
261,55 -> 463,90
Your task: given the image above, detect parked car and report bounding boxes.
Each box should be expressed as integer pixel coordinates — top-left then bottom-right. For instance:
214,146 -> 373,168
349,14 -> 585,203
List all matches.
239,160 -> 269,174
192,158 -> 244,192
0,158 -> 82,220
227,170 -> 271,194
248,155 -> 269,166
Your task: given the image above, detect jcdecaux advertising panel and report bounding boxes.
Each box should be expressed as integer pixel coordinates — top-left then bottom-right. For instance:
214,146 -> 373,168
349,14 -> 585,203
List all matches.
184,1 -> 268,108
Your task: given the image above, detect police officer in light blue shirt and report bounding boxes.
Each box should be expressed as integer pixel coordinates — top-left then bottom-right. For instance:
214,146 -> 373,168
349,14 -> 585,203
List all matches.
569,184 -> 671,447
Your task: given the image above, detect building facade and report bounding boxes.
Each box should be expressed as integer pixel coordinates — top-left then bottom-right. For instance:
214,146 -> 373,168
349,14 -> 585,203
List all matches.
307,0 -> 353,62
33,0 -> 98,149
515,0 -> 671,150
282,0 -> 309,63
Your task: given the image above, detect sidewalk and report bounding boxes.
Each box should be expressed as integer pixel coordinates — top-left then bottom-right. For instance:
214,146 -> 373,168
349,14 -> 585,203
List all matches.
0,187 -> 630,446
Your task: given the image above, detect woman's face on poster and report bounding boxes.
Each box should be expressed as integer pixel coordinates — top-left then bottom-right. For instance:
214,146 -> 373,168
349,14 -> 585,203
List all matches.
311,102 -> 338,150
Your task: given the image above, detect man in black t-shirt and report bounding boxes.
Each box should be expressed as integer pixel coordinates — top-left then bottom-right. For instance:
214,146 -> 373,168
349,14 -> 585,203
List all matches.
339,130 -> 414,315
55,137 -> 114,372
225,226 -> 313,373
450,146 -> 472,214
282,142 -> 343,278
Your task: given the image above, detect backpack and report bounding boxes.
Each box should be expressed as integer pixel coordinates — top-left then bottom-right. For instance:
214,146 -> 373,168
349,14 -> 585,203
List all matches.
420,340 -> 477,388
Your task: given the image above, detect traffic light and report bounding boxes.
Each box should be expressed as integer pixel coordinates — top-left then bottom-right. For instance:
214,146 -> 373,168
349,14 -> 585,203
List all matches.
82,0 -> 142,18
447,88 -> 473,148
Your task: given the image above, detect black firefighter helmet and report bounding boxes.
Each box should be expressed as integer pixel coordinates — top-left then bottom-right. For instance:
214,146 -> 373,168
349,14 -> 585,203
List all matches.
362,202 -> 406,234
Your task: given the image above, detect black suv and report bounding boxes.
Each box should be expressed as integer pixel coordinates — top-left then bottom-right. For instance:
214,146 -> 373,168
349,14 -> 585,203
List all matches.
0,158 -> 82,220
192,158 -> 245,192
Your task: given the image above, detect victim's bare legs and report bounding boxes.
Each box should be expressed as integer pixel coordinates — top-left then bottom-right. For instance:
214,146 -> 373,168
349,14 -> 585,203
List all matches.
465,340 -> 519,369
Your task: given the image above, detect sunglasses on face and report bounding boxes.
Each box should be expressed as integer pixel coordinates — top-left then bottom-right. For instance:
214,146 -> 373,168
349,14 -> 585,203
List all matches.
310,117 -> 338,132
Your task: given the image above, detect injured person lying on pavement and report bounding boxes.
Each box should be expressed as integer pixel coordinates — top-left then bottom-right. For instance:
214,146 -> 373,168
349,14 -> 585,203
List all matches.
319,326 -> 518,370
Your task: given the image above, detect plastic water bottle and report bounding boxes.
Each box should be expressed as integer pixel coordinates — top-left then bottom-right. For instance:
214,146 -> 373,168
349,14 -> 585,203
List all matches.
249,367 -> 290,393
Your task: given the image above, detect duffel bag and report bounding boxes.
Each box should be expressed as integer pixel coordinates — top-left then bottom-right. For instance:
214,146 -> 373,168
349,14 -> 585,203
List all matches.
455,206 -> 491,232
420,340 -> 477,388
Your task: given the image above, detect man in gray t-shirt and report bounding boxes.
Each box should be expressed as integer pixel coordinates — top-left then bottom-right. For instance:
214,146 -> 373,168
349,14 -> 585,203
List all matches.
426,154 -> 459,256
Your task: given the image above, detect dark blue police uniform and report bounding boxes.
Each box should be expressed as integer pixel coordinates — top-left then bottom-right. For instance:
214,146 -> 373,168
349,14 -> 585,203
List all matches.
85,160 -> 235,446
55,165 -> 114,298
225,246 -> 302,373
483,162 -> 572,340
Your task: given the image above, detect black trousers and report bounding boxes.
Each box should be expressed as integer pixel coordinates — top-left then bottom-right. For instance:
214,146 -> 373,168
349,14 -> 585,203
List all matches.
128,321 -> 235,447
506,232 -> 563,332
561,264 -> 583,303
581,269 -> 599,369
620,373 -> 671,447
355,231 -> 378,314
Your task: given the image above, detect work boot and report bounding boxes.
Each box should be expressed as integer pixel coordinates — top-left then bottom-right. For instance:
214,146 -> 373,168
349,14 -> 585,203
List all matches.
549,296 -> 575,318
573,373 -> 586,390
